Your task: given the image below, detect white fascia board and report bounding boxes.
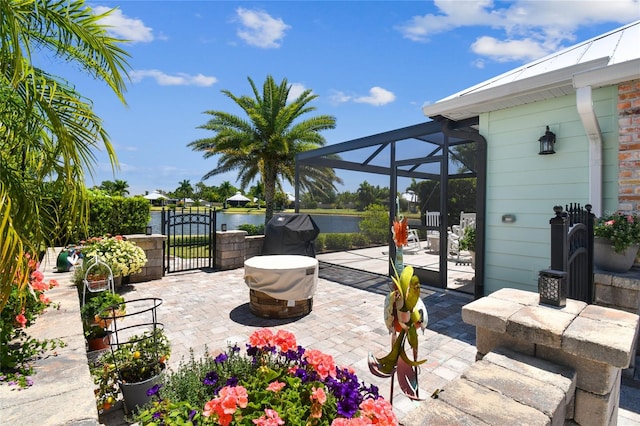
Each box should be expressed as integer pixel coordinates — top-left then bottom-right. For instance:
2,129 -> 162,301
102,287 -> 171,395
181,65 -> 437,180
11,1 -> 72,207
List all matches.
573,58 -> 640,89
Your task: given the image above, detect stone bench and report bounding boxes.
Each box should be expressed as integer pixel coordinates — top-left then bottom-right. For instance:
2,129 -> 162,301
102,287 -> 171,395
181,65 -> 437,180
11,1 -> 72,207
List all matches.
403,347 -> 576,426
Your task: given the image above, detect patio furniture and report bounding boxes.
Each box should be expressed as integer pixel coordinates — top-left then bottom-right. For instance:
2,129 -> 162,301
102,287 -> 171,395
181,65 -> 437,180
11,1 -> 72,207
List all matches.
404,229 -> 422,254
244,254 -> 318,318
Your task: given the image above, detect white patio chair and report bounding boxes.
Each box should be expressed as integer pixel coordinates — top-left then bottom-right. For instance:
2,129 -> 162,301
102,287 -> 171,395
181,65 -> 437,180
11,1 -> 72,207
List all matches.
404,229 -> 422,254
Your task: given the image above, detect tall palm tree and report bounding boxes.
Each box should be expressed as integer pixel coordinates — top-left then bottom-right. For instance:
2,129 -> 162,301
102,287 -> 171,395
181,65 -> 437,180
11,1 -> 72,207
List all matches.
188,75 -> 338,224
0,1 -> 129,312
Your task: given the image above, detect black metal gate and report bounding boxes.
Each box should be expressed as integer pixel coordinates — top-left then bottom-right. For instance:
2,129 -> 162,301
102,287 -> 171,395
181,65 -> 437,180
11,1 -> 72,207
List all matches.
549,203 -> 594,303
162,207 -> 216,274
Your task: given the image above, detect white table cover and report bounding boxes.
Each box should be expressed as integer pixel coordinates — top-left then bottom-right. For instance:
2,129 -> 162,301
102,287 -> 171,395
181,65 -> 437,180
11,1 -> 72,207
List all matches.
244,255 -> 318,301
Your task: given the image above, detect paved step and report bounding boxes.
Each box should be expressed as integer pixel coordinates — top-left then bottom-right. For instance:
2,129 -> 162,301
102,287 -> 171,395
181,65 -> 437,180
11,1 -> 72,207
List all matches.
402,347 -> 577,426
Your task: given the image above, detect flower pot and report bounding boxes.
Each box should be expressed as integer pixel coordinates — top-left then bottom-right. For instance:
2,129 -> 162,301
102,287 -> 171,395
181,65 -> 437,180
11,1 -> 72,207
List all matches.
87,333 -> 111,351
120,372 -> 163,414
594,237 -> 639,273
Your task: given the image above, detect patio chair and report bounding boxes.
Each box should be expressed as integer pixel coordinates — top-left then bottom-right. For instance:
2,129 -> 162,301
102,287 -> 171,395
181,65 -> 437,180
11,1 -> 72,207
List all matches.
404,229 -> 422,254
424,211 -> 440,251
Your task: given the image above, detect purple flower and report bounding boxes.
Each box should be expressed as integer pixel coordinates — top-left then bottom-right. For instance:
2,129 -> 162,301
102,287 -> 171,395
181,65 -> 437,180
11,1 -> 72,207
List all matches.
147,384 -> 162,397
203,371 -> 218,386
214,353 -> 228,364
225,376 -> 239,387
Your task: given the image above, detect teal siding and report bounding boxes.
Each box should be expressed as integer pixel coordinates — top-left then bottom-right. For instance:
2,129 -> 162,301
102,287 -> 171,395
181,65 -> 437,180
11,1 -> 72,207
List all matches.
479,86 -> 618,295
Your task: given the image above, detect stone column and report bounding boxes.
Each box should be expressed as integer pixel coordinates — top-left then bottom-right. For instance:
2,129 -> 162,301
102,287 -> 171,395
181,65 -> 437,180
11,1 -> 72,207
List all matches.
125,234 -> 166,283
215,230 -> 247,270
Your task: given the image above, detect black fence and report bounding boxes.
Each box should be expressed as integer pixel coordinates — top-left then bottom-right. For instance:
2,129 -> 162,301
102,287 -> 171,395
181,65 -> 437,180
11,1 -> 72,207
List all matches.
548,204 -> 595,303
161,208 -> 216,273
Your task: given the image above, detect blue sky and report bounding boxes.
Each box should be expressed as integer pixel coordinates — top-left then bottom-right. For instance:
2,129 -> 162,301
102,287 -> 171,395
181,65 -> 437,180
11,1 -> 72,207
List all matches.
48,1 -> 640,196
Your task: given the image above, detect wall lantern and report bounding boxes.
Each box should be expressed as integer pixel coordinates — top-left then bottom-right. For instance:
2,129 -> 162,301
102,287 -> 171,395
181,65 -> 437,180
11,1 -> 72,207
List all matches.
538,125 -> 556,155
145,225 -> 153,235
538,269 -> 567,307
221,224 -> 227,232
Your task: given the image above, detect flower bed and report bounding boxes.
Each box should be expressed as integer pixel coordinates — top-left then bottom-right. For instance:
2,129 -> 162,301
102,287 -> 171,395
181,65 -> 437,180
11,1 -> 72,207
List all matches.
135,328 -> 397,425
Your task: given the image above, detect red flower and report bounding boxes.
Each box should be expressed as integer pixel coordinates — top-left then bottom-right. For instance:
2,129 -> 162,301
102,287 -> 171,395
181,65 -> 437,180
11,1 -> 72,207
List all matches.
392,218 -> 408,248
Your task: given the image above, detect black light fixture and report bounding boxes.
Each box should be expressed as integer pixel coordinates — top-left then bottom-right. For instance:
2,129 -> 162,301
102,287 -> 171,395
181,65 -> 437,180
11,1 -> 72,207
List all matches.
221,224 -> 227,232
145,225 -> 153,235
538,269 -> 567,307
538,125 -> 556,155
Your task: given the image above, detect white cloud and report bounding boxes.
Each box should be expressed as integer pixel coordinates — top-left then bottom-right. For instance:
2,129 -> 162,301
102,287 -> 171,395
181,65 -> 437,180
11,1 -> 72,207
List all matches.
287,83 -> 307,101
354,87 -> 396,106
235,8 -> 290,48
397,0 -> 640,62
93,6 -> 154,43
329,90 -> 352,105
130,70 -> 217,87
471,36 -> 548,62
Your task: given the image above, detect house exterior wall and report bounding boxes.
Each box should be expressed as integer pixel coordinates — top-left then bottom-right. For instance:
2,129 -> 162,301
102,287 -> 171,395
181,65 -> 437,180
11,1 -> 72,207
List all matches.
479,86 -> 619,294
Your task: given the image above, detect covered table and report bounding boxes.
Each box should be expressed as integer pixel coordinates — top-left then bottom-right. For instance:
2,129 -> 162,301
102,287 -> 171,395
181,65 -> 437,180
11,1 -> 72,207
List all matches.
244,255 -> 318,318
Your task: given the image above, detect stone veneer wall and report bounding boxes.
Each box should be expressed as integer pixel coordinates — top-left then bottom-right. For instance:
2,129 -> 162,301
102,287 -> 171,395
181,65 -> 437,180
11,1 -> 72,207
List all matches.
124,234 -> 165,283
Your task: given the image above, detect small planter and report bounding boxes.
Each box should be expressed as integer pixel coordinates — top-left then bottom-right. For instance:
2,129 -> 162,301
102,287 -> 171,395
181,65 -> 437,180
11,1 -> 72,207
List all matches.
87,333 -> 111,351
119,371 -> 163,414
594,237 -> 639,273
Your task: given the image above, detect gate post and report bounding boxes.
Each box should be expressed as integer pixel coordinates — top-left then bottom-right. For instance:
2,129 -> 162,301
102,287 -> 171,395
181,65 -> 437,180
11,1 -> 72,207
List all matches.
550,205 -> 568,271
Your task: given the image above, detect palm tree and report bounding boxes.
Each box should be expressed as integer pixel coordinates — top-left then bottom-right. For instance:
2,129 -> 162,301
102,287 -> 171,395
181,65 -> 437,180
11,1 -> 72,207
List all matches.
188,75 -> 337,224
113,179 -> 130,197
0,1 -> 129,312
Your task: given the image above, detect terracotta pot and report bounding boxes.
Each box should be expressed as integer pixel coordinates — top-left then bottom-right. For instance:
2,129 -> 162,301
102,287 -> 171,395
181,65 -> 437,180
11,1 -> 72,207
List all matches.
594,237 -> 639,273
87,333 -> 111,351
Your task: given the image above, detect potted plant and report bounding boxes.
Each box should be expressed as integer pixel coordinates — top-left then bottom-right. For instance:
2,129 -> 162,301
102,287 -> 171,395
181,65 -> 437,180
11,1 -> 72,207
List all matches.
134,329 -> 396,425
92,327 -> 170,413
81,291 -> 125,351
459,226 -> 476,268
593,212 -> 640,273
81,235 -> 147,279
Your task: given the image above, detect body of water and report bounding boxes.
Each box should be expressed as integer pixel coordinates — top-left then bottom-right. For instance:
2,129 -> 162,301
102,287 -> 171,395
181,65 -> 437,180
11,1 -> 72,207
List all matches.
148,211 -> 361,234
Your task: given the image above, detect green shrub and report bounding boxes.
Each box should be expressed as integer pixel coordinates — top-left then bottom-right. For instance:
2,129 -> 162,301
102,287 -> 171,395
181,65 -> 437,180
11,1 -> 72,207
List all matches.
237,224 -> 265,235
350,233 -> 370,248
324,233 -> 351,251
359,204 -> 388,244
314,234 -> 326,252
87,195 -> 150,238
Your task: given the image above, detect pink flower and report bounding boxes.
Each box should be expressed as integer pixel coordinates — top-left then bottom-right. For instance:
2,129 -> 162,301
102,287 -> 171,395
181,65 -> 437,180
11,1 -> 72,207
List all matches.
252,408 -> 284,426
274,329 -> 296,352
249,328 -> 275,348
266,381 -> 286,392
605,220 -> 615,226
304,349 -> 336,379
15,312 -> 27,327
311,386 -> 326,404
31,270 -> 44,282
358,398 -> 397,425
202,385 -> 248,425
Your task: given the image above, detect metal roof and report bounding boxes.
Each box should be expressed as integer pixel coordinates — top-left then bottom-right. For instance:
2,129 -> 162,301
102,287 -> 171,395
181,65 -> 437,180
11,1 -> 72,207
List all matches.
423,20 -> 640,121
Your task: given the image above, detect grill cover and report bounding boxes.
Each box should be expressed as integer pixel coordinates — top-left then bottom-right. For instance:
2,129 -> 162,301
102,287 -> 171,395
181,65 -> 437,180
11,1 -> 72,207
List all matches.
262,214 -> 319,257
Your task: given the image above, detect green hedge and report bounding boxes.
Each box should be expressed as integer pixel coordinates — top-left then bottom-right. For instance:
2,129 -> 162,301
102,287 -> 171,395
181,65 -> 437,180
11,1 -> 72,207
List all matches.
314,233 -> 373,253
87,196 -> 151,238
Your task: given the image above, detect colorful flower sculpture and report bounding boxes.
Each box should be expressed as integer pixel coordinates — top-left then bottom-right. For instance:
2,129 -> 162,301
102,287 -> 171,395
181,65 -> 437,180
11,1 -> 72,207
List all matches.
369,264 -> 428,401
